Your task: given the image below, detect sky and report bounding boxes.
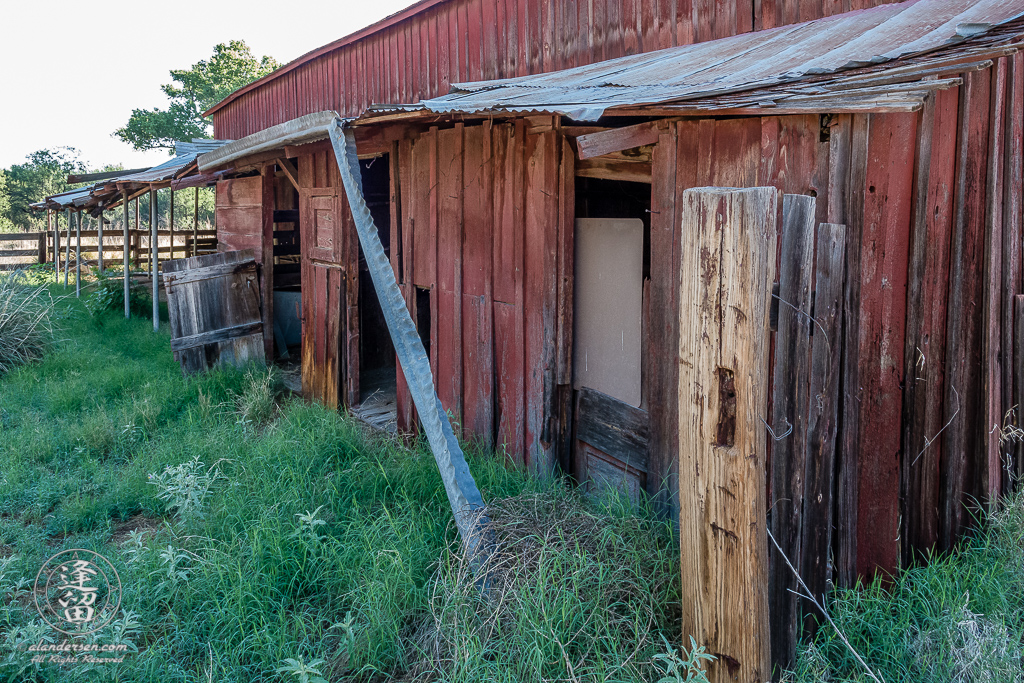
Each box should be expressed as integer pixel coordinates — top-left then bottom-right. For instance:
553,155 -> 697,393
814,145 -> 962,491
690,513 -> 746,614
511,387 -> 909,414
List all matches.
0,0 -> 418,171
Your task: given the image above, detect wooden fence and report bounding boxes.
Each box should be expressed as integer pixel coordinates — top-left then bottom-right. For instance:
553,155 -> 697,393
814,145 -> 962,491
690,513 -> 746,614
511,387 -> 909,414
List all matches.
0,230 -> 218,273
0,233 -> 47,271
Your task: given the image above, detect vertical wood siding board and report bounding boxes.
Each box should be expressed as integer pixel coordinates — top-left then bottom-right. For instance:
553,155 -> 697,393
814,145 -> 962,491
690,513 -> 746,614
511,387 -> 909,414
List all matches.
398,142 -> 416,432
261,168 -> 275,362
856,111 -> 917,579
459,2 -> 471,83
835,114 -> 867,587
428,128 -> 438,289
1005,54 -> 1024,492
942,70 -> 992,550
436,126 -> 464,418
639,0 -> 656,53
554,134 -> 574,474
1017,296 -> 1024,484
576,0 -> 592,65
902,88 -> 959,559
435,8 -> 449,97
799,222 -> 846,637
482,0 -> 497,80
982,59 -> 1008,507
467,0 -> 482,82
513,121 -> 528,466
717,0 -> 738,41
768,194 -> 816,671
314,264 -> 328,400
523,129 -> 550,473
493,125 -> 515,304
678,187 -> 776,683
677,0 -> 694,46
737,0 -> 753,33
606,0 -> 624,60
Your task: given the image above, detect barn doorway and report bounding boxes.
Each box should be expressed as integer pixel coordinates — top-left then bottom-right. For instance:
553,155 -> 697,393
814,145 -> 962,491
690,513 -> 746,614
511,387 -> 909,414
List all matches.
352,155 -> 397,430
572,176 -> 652,503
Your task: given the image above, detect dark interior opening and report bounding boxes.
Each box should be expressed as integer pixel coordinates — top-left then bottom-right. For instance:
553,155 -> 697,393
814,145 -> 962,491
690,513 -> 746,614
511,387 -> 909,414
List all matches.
415,286 -> 431,358
356,155 -> 397,405
272,158 -> 302,368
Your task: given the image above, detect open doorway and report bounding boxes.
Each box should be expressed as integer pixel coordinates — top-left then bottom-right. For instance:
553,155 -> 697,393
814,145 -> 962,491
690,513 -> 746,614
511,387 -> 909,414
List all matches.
572,176 -> 652,503
352,154 -> 397,430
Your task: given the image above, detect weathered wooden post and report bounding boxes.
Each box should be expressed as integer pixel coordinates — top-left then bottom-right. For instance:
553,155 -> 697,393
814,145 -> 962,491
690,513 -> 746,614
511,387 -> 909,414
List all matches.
123,189 -> 131,318
51,209 -> 59,279
169,187 -> 175,261
677,186 -> 777,683
150,187 -> 159,330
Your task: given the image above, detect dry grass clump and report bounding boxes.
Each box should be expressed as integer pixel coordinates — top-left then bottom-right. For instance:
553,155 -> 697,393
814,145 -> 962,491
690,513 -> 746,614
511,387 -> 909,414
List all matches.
0,275 -> 59,375
406,488 -> 682,682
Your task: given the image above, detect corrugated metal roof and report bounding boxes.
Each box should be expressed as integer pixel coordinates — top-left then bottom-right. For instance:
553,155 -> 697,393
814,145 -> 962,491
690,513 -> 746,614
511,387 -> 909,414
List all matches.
116,139 -> 231,184
411,0 -> 1024,120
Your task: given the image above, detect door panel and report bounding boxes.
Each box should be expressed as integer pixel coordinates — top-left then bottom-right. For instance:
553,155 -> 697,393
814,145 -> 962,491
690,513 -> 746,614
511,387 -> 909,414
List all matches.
300,187 -> 346,408
573,387 -> 649,503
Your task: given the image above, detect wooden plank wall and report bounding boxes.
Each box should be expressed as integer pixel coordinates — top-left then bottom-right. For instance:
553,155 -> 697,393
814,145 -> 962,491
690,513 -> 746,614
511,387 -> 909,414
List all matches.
395,120 -> 563,474
211,0 -> 903,140
216,177 -> 264,259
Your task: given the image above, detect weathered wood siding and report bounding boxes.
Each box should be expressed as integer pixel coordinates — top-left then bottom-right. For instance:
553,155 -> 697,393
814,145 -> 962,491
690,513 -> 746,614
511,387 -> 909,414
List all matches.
215,177 -> 265,260
210,0 -> 905,140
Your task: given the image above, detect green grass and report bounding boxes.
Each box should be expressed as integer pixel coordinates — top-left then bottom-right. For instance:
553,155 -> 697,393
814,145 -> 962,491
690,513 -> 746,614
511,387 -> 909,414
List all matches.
0,277 -> 684,682
790,497 -> 1024,683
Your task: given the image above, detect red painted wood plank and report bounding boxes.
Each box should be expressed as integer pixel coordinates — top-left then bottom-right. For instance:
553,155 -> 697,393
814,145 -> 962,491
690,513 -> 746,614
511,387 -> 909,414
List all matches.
710,118 -> 760,188
461,124 -> 494,447
493,123 -> 522,305
437,4 -> 451,95
982,59 -> 1008,508
411,132 -> 435,288
677,0 -> 694,46
314,264 -> 328,401
1005,54 -> 1024,493
855,111 -> 917,579
942,69 -> 992,550
436,125 -> 464,419
494,300 -> 525,464
902,86 -> 959,560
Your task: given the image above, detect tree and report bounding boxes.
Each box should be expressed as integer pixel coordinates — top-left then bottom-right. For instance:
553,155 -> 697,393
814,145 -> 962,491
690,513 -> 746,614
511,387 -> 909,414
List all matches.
1,148 -> 86,232
115,40 -> 279,152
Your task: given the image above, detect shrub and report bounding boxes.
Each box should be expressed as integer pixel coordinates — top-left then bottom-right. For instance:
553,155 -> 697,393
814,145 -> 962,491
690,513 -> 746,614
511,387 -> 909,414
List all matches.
0,275 -> 59,375
83,267 -> 151,321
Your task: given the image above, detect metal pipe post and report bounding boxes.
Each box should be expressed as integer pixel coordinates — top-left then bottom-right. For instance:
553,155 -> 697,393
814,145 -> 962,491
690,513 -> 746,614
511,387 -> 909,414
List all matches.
123,190 -> 130,318
75,210 -> 81,297
150,187 -> 158,330
97,210 -> 104,272
63,209 -> 70,287
193,186 -> 199,257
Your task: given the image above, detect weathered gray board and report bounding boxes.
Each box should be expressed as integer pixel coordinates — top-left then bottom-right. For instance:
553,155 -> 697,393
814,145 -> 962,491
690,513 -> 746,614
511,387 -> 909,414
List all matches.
572,218 -> 644,408
162,250 -> 265,374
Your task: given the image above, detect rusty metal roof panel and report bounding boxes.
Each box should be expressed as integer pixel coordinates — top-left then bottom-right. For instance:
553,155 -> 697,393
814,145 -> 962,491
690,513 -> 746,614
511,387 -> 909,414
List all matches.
418,0 -> 1024,118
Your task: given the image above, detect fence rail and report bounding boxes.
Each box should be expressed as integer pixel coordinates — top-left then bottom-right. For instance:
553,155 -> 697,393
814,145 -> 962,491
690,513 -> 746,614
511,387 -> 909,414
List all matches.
0,230 -> 220,272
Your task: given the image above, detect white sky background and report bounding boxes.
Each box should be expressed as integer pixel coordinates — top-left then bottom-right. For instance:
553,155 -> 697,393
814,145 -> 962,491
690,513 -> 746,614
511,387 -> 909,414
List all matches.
0,0 -> 418,170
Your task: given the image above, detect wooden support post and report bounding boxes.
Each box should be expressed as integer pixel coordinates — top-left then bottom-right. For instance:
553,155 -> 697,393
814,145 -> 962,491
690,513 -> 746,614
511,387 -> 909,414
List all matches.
75,210 -> 82,297
123,189 -> 130,319
169,187 -> 175,261
678,187 -> 777,683
63,208 -> 70,287
768,194 -> 816,671
51,209 -> 59,278
43,211 -> 51,265
150,187 -> 159,330
261,165 -> 275,361
97,210 -> 104,272
193,185 -> 199,257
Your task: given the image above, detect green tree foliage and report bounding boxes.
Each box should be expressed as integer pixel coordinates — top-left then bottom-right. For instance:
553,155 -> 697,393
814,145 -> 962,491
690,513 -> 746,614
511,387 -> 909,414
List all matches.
115,40 -> 279,152
1,148 -> 86,233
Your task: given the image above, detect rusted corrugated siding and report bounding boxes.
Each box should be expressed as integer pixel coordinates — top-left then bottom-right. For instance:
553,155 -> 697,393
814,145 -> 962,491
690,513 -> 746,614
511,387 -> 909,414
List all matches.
211,0 -> 905,139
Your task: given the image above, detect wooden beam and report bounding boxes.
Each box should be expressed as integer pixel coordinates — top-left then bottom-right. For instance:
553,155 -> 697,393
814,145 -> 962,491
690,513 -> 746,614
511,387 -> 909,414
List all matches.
678,186 -> 777,683
275,158 -> 300,191
576,121 -> 663,160
575,158 -> 652,183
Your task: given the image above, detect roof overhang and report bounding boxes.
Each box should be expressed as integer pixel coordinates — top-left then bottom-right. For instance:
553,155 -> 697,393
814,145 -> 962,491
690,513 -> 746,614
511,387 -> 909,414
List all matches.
197,111 -> 340,172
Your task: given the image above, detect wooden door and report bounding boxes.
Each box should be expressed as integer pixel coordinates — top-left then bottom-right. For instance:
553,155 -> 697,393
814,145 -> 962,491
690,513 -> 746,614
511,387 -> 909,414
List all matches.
300,187 -> 347,408
571,218 -> 650,501
163,250 -> 264,374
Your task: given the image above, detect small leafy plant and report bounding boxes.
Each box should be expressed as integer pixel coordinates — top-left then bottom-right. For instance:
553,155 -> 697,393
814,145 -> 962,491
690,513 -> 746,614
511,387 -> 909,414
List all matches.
654,635 -> 715,683
83,267 -> 151,322
148,456 -> 223,521
277,657 -> 329,683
